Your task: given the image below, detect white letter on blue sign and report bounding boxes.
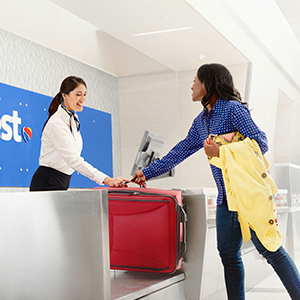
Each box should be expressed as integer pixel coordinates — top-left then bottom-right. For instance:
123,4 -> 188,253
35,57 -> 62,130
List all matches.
12,111 -> 22,142
0,111 -> 22,142
1,114 -> 13,141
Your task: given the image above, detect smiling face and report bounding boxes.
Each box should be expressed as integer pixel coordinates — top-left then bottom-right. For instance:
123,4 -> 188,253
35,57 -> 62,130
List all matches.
62,84 -> 87,112
191,75 -> 206,102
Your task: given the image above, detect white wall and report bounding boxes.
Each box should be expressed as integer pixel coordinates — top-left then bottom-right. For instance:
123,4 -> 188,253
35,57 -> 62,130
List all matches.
248,56 -> 300,174
274,90 -> 300,166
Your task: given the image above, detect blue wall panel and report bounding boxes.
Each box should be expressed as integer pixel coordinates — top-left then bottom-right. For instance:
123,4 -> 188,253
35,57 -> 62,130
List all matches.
0,82 -> 113,188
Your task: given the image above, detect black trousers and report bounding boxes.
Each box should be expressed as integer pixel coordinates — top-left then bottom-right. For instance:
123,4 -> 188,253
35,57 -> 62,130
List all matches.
30,166 -> 72,191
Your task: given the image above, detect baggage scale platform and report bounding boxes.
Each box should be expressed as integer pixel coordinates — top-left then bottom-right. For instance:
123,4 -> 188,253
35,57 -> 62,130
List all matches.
111,270 -> 185,300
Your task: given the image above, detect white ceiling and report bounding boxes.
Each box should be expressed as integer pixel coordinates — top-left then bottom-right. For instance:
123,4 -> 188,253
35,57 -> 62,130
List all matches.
48,0 -> 300,78
50,0 -> 250,75
1,0 -> 299,78
275,0 -> 300,43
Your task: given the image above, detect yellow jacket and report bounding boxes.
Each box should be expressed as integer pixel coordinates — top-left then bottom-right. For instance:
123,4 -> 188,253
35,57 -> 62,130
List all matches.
210,138 -> 281,252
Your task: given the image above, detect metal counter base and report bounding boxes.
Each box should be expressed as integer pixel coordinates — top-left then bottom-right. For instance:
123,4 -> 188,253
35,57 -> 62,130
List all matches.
111,270 -> 186,300
0,190 -> 111,300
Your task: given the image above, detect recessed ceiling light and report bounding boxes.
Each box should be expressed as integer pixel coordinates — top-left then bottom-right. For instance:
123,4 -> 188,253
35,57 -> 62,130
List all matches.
135,0 -> 148,4
196,54 -> 206,60
158,16 -> 169,21
133,26 -> 194,37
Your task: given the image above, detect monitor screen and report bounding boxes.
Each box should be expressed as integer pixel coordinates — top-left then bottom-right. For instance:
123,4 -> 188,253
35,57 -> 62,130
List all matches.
130,130 -> 175,179
130,130 -> 164,176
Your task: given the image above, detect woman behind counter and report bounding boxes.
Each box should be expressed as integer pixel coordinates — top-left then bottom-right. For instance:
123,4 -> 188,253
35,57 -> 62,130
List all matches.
30,76 -> 128,191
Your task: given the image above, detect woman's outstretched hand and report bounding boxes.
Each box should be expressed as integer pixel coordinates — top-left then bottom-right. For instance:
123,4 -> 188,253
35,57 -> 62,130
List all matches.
204,135 -> 220,157
103,177 -> 130,187
131,170 -> 146,185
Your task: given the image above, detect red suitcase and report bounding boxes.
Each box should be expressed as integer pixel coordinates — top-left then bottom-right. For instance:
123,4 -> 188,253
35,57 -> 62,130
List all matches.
94,186 -> 187,273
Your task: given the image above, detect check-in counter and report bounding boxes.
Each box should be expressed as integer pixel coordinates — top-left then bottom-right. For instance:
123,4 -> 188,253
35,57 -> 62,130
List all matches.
0,190 -> 111,300
0,188 -> 288,300
0,189 -> 185,300
275,163 -> 300,260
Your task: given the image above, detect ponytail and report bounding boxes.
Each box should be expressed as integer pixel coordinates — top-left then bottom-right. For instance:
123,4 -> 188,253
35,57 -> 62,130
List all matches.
49,92 -> 63,117
42,92 -> 63,131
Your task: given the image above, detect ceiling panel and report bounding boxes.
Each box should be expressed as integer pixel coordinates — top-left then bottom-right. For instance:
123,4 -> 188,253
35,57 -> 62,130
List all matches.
275,0 -> 300,44
50,0 -> 249,73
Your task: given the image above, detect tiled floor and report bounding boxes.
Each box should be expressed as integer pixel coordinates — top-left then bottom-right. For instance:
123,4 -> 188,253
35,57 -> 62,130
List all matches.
245,259 -> 300,300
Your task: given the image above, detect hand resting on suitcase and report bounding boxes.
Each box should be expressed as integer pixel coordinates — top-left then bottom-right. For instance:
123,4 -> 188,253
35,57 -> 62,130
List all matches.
131,170 -> 146,185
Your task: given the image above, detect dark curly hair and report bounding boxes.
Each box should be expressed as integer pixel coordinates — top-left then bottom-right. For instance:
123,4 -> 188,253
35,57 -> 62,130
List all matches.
197,63 -> 247,114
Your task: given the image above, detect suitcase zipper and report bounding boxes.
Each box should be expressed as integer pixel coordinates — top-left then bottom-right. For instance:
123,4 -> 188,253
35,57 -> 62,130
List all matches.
109,198 -> 170,203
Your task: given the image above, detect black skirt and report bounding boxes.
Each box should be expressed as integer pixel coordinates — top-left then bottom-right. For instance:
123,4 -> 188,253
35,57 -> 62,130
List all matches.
30,166 -> 72,191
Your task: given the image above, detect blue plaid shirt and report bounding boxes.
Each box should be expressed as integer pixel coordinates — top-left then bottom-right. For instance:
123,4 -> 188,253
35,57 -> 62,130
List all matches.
143,99 -> 268,205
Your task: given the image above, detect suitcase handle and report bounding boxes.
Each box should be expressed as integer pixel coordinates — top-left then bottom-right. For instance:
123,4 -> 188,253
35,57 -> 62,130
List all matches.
124,180 -> 147,188
179,205 -> 187,258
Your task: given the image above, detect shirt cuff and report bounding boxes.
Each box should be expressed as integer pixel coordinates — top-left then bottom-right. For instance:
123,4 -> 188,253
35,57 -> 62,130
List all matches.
94,171 -> 108,185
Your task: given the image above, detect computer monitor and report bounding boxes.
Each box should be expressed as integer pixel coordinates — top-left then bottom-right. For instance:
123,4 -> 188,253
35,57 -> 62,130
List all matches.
130,130 -> 175,179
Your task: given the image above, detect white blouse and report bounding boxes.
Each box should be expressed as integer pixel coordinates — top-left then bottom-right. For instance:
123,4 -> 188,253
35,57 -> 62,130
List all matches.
39,105 -> 107,185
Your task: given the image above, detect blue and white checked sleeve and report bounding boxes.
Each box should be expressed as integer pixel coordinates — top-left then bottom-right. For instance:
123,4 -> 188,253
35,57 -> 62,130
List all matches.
143,118 -> 203,180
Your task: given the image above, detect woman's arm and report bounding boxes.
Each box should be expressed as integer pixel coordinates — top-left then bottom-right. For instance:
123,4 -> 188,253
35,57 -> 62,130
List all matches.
134,119 -> 204,182
48,122 -> 129,186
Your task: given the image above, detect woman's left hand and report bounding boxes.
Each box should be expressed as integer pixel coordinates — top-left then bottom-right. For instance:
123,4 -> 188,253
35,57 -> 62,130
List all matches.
103,177 -> 130,187
204,135 -> 220,157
